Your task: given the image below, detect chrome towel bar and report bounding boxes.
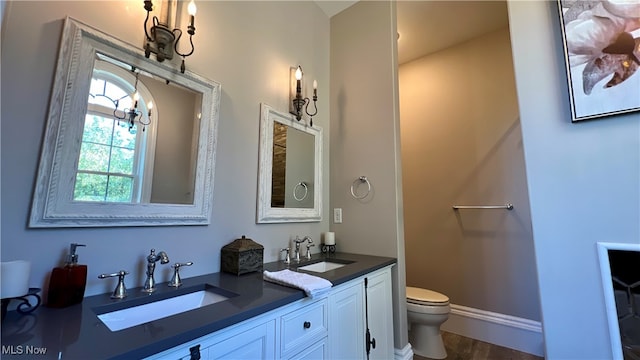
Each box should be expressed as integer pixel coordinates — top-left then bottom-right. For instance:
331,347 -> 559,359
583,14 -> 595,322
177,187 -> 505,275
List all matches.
452,204 -> 514,210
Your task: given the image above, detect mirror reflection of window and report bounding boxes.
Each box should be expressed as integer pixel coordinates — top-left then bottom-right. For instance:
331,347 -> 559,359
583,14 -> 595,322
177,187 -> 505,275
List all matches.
75,62 -> 156,203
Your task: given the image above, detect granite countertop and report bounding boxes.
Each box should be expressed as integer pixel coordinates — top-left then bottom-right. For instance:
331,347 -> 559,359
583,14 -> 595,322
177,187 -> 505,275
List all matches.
1,252 -> 396,360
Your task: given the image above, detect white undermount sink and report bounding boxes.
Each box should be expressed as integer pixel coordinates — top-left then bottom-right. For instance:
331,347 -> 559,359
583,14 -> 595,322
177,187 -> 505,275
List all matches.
298,261 -> 350,273
96,286 -> 232,331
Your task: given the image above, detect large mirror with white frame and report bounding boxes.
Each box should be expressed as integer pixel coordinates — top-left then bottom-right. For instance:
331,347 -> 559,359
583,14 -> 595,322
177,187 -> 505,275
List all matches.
29,17 -> 221,227
257,103 -> 322,223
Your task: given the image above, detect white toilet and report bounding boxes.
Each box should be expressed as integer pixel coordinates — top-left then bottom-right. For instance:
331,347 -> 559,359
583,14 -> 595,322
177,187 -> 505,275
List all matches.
406,286 -> 450,359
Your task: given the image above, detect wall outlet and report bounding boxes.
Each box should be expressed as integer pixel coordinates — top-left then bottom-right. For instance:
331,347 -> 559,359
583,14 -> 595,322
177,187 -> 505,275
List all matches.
333,208 -> 343,224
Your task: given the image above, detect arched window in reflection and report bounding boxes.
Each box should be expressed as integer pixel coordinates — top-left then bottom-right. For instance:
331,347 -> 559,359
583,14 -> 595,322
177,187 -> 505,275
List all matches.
74,63 -> 157,203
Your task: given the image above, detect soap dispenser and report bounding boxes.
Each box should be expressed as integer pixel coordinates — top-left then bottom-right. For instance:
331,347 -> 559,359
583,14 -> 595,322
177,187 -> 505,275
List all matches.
47,243 -> 87,308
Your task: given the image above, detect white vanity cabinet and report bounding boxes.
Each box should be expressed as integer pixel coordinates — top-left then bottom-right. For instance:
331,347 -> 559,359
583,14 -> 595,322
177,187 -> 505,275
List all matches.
327,266 -> 394,360
145,265 -> 393,360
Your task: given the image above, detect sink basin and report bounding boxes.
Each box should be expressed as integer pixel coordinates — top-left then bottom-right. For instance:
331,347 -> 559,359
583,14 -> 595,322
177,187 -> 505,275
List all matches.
298,260 -> 353,273
95,284 -> 235,331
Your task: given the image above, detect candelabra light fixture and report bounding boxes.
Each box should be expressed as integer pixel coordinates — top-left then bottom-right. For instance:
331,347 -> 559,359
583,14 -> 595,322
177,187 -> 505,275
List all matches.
143,0 -> 197,73
113,72 -> 152,133
290,65 -> 318,126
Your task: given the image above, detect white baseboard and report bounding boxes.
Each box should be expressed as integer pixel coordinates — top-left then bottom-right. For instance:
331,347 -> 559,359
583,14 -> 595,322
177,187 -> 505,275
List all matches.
441,304 -> 544,357
394,343 -> 413,360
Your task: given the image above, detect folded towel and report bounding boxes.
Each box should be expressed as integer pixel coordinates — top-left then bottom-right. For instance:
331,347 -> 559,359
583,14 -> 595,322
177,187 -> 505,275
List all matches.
263,269 -> 333,298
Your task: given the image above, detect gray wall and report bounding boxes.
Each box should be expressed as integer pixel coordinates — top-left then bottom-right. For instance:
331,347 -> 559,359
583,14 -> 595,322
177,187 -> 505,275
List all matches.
330,1 -> 409,352
145,77 -> 198,204
399,28 -> 540,321
1,1 -> 330,297
509,1 -> 640,358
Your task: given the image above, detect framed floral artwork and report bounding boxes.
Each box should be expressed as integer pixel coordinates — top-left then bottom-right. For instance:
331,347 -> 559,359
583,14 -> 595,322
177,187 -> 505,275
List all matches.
557,0 -> 640,122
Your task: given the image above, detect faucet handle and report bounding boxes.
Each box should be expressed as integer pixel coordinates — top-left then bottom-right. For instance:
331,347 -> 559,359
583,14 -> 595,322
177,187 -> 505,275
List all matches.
281,248 -> 291,264
98,270 -> 129,299
169,262 -> 193,288
305,243 -> 315,260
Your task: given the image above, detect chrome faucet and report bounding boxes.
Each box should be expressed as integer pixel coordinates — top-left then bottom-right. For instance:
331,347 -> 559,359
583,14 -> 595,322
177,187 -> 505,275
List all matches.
293,236 -> 306,262
143,249 -> 169,293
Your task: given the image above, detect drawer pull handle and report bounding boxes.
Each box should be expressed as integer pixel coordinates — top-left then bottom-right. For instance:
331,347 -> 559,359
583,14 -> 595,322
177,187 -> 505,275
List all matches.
189,344 -> 201,360
303,321 -> 311,329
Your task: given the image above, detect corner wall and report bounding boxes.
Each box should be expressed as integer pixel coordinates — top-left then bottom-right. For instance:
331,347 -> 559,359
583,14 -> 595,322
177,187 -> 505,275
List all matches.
329,1 -> 409,354
508,1 -> 640,358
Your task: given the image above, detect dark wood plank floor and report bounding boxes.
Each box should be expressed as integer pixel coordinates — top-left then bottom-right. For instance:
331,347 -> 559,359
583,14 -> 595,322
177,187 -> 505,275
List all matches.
413,332 -> 544,360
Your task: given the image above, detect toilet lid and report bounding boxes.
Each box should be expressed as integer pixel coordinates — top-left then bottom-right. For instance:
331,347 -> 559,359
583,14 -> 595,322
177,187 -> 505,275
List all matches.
406,287 -> 449,305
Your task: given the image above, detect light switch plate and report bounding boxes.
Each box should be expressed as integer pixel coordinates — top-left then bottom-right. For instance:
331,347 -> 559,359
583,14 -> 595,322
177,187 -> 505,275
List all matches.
333,208 -> 342,224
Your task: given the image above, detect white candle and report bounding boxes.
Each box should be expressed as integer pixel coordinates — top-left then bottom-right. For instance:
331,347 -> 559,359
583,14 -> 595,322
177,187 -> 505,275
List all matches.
323,232 -> 335,246
1,260 -> 31,298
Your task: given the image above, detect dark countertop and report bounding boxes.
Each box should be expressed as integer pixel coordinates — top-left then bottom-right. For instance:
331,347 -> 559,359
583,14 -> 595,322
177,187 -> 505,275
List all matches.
1,252 -> 395,360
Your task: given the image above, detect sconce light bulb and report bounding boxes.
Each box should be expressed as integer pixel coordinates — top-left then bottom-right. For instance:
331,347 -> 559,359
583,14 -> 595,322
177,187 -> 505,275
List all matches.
147,101 -> 153,110
295,66 -> 302,80
188,0 -> 197,16
313,80 -> 317,90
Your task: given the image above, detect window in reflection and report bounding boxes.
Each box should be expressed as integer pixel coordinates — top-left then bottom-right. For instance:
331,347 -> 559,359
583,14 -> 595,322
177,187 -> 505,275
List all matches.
74,69 -> 155,203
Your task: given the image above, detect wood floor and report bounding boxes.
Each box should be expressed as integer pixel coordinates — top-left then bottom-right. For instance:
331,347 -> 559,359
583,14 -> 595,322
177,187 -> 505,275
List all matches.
413,331 -> 544,360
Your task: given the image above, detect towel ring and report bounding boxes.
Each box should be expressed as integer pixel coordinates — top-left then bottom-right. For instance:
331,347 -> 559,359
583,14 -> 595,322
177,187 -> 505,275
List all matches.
293,182 -> 308,201
350,176 -> 371,199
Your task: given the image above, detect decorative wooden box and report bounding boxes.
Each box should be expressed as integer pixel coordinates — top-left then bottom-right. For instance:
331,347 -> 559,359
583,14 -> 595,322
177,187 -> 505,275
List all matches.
221,235 -> 264,275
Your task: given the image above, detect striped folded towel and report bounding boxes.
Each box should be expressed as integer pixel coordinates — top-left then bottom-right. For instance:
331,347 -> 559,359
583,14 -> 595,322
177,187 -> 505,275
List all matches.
263,269 -> 333,298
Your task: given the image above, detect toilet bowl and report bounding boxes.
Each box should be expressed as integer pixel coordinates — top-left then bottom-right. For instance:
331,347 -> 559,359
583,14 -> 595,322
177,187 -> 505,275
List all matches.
406,286 -> 450,359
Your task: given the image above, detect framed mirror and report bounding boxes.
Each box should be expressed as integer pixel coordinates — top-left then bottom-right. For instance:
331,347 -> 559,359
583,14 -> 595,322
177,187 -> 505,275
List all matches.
257,103 -> 322,223
29,17 -> 221,227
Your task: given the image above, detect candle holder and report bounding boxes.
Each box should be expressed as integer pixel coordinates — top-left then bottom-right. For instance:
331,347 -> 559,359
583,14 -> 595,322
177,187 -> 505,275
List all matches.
1,288 -> 41,323
321,244 -> 336,254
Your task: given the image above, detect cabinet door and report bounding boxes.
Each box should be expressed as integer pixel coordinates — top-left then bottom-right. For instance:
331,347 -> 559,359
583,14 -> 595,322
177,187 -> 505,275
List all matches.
328,280 -> 365,359
365,269 -> 394,360
208,320 -> 276,360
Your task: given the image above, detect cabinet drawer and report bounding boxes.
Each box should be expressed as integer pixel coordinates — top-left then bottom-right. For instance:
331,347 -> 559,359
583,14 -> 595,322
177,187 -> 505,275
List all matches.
281,299 -> 327,356
286,339 -> 326,360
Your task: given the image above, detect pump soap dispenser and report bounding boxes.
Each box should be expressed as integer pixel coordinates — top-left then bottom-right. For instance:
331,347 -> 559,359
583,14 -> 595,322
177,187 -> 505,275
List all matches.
47,243 -> 87,308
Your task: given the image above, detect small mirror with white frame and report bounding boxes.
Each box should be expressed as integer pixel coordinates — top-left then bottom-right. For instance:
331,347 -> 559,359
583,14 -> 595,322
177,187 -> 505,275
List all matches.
257,103 -> 322,223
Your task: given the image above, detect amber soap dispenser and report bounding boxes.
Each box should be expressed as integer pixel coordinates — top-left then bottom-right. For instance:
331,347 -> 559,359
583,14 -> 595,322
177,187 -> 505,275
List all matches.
47,243 -> 87,308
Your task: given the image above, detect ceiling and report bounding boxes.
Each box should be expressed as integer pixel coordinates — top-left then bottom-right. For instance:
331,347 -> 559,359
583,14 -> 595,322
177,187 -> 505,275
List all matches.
315,1 -> 510,65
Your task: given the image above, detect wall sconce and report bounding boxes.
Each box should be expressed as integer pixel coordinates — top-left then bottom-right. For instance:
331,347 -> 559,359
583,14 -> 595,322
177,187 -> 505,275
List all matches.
114,72 -> 152,133
143,0 -> 197,73
290,65 -> 318,126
